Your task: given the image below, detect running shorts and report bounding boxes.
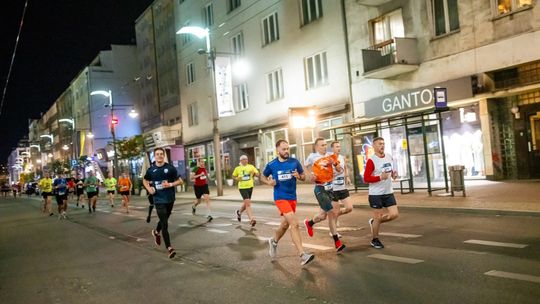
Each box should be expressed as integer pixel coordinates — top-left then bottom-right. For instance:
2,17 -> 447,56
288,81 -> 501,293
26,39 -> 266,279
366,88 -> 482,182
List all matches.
333,189 -> 350,200
239,188 -> 253,200
194,185 -> 209,199
275,199 -> 297,215
107,190 -> 115,194
120,190 -> 130,196
87,192 -> 98,199
368,194 -> 397,209
314,185 -> 336,212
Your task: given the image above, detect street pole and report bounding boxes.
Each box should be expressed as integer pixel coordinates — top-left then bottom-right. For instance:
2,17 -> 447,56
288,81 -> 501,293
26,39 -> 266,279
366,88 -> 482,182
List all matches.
109,91 -> 119,178
207,38 -> 223,196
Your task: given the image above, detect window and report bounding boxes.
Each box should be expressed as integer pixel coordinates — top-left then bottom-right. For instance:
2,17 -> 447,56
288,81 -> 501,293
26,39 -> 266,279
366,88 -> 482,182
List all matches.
186,62 -> 195,85
371,9 -> 404,45
301,0 -> 323,25
496,0 -> 533,15
188,103 -> 198,126
228,0 -> 241,12
231,32 -> 244,56
204,3 -> 214,27
304,51 -> 328,90
262,12 -> 280,46
433,0 -> 459,36
235,83 -> 249,111
182,22 -> 192,45
266,69 -> 284,101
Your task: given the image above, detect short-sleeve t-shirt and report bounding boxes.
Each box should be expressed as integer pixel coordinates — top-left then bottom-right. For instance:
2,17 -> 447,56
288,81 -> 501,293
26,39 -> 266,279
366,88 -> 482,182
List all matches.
144,162 -> 178,204
192,167 -> 208,186
75,179 -> 84,189
304,152 -> 339,185
232,164 -> 259,189
263,157 -> 304,201
39,178 -> 53,193
53,178 -> 67,195
85,176 -> 99,193
118,177 -> 132,192
104,178 -> 117,191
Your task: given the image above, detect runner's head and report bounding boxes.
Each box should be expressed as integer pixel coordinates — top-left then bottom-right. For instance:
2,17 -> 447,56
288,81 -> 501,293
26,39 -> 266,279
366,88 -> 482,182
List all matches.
122,171 -> 128,178
239,155 -> 248,165
331,141 -> 341,154
44,172 -> 50,178
108,172 -> 113,178
373,137 -> 385,156
314,137 -> 327,155
197,157 -> 206,168
154,147 -> 166,165
88,171 -> 94,177
275,139 -> 290,160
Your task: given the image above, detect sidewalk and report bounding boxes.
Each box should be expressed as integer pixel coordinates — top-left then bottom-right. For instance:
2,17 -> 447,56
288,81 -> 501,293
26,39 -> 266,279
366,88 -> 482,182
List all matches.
174,180 -> 540,215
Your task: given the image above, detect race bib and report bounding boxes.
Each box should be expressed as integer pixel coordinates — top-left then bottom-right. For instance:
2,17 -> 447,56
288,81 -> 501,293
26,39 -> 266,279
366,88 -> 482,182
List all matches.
323,182 -> 333,191
242,174 -> 250,181
278,173 -> 292,181
382,163 -> 393,173
58,190 -> 66,196
333,177 -> 345,185
155,181 -> 164,190
200,175 -> 206,180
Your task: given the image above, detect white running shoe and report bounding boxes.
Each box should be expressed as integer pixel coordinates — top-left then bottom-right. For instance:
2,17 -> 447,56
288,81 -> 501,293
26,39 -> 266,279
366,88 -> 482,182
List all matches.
300,253 -> 315,266
268,238 -> 277,259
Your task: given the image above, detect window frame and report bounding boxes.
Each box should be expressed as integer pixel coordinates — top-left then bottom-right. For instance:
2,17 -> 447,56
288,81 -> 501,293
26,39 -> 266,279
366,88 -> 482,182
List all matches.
228,0 -> 241,13
186,62 -> 195,85
261,12 -> 280,46
204,3 -> 214,28
187,102 -> 198,126
300,0 -> 323,25
432,0 -> 460,37
493,0 -> 534,17
231,32 -> 244,56
266,69 -> 284,102
304,51 -> 328,90
182,21 -> 192,46
234,83 -> 249,112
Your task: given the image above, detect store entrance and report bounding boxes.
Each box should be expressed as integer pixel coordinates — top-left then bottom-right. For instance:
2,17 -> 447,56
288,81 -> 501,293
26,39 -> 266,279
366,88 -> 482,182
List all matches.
516,103 -> 540,178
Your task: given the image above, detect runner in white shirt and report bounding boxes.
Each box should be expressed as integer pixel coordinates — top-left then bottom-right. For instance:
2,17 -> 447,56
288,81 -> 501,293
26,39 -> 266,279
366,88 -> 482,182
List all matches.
363,137 -> 399,249
331,141 -> 353,232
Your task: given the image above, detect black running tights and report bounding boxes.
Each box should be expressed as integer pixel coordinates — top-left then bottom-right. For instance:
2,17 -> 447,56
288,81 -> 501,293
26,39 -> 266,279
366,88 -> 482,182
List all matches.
155,202 -> 174,248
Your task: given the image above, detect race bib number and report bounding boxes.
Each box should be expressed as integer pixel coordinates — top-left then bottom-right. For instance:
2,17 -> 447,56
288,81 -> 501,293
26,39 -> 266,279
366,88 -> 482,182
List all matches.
200,175 -> 206,180
278,173 -> 292,181
333,177 -> 345,185
155,181 -> 164,190
323,182 -> 333,191
382,163 -> 393,173
242,174 -> 250,181
58,190 -> 66,196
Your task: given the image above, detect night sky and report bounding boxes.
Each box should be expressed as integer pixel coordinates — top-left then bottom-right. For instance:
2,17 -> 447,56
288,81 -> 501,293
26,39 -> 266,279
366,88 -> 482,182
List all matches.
0,0 -> 154,162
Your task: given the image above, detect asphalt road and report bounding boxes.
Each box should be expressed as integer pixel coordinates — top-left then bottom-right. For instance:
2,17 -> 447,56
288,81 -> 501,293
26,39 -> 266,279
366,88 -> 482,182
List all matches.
1,194 -> 539,304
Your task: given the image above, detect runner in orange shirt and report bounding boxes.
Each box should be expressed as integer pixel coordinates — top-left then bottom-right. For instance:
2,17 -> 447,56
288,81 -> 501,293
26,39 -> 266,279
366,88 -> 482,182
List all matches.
118,172 -> 132,213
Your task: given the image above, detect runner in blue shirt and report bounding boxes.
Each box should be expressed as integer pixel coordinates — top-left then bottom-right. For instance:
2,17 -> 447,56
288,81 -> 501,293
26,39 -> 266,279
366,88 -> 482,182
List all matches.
260,139 -> 315,266
53,173 -> 68,219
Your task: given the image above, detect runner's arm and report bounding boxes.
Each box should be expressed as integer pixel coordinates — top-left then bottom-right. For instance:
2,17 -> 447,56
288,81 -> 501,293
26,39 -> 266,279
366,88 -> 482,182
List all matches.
363,159 -> 381,183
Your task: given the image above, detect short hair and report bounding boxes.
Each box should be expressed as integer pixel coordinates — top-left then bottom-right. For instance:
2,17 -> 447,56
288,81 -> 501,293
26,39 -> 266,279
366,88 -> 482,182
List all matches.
154,147 -> 165,154
373,137 -> 385,143
330,141 -> 340,148
275,139 -> 288,148
314,137 -> 326,147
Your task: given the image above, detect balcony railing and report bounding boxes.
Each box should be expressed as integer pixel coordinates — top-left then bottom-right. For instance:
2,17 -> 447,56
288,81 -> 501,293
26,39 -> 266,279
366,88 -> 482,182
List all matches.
362,37 -> 419,79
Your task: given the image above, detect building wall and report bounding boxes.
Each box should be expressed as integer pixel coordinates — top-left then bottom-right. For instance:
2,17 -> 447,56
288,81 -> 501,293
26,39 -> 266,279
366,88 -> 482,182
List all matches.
176,0 -> 351,145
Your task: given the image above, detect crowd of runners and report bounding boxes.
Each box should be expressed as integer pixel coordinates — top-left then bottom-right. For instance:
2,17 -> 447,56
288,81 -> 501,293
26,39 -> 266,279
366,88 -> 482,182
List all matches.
29,137 -> 399,266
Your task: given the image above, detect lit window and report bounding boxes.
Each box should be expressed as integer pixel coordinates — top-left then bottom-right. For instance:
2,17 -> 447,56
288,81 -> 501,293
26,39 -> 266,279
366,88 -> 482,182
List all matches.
496,0 -> 533,15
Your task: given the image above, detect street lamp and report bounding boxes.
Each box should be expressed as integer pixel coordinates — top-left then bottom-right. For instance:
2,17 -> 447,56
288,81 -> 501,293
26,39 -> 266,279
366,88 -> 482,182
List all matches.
87,132 -> 94,139
58,118 -> 75,129
40,134 -> 54,143
90,89 -> 119,177
30,144 -> 41,152
177,26 -> 224,196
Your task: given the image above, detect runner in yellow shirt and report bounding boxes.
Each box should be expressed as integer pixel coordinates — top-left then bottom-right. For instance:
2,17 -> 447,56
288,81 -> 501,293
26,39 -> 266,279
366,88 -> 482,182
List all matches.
232,155 -> 260,227
38,172 -> 54,216
104,172 -> 117,208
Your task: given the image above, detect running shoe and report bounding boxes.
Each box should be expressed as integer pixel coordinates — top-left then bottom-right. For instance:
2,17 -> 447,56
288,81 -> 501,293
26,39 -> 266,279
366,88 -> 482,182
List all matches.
300,253 -> 315,266
250,219 -> 257,227
92,206 -> 96,212
82,204 -> 85,208
191,205 -> 196,215
235,210 -> 241,222
146,215 -> 151,223
304,219 -> 314,237
268,238 -> 277,258
368,218 -> 374,236
207,215 -> 213,222
328,232 -> 342,238
168,247 -> 176,259
49,213 -> 54,217
152,229 -> 161,246
111,204 -> 114,208
370,238 -> 384,249
335,240 -> 346,252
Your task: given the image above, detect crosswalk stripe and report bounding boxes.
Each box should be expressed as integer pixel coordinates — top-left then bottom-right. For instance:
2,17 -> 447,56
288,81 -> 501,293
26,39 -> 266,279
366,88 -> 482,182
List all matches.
380,232 -> 422,238
314,226 -> 362,232
265,221 -> 281,226
368,254 -> 424,264
302,243 -> 334,251
484,270 -> 540,284
245,235 -> 271,241
464,239 -> 528,248
206,228 -> 229,234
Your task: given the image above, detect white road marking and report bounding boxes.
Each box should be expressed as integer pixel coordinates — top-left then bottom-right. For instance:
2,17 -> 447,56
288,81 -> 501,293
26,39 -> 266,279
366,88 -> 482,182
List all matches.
101,210 -> 111,213
109,236 -> 116,239
380,232 -> 422,238
368,254 -> 424,264
302,243 -> 334,251
245,235 -> 271,241
207,223 -> 232,227
464,240 -> 528,248
265,221 -> 281,226
178,224 -> 193,227
484,270 -> 540,284
206,228 -> 229,234
314,226 -> 362,232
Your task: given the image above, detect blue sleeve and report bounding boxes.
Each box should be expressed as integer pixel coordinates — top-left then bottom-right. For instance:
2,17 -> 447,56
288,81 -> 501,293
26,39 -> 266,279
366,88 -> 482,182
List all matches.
263,164 -> 272,177
296,159 -> 304,174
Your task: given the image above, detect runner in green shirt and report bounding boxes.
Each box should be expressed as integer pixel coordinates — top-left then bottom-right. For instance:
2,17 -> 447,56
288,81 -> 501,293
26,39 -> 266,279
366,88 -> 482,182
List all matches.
232,155 -> 260,227
85,171 -> 99,213
104,172 -> 117,208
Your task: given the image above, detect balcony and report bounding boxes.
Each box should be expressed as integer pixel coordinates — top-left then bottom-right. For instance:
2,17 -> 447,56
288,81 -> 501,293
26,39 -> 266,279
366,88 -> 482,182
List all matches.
362,37 -> 419,79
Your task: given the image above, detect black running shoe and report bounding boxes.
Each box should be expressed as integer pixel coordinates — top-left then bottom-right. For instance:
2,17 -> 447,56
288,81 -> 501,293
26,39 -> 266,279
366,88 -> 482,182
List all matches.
168,247 -> 176,259
207,215 -> 213,222
235,210 -> 241,222
192,205 -> 196,215
146,215 -> 151,223
370,238 -> 384,249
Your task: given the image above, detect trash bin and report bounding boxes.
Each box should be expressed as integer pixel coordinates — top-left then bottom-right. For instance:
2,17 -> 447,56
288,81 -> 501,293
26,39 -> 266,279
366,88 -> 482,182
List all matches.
448,165 -> 466,197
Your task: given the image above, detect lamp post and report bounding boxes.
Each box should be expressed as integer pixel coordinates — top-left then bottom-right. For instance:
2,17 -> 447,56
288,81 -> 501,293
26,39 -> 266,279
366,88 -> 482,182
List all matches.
177,26 -> 223,196
90,90 -> 118,178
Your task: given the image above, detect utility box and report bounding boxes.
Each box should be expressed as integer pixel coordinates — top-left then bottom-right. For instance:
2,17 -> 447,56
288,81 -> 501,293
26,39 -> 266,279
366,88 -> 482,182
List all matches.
448,165 -> 466,197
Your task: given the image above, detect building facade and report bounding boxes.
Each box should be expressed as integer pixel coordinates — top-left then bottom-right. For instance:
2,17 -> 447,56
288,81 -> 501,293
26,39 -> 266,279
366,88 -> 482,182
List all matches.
343,0 -> 540,192
176,0 -> 353,180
